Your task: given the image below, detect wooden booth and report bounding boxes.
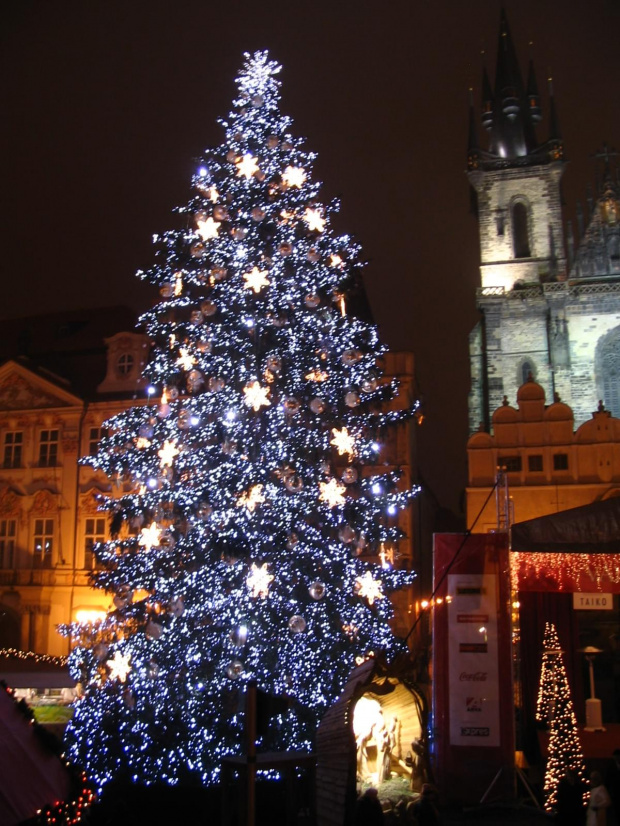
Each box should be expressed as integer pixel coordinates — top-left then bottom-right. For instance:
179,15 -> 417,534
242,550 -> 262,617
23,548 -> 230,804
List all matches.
316,654 -> 428,826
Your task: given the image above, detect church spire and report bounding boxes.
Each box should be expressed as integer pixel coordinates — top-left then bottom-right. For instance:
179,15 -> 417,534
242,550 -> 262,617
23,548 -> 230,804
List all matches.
467,88 -> 480,171
488,8 -> 537,159
526,58 -> 542,124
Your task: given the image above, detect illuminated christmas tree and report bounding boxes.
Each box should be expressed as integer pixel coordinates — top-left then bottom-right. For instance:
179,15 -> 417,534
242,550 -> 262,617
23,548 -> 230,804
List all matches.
536,621 -> 562,726
62,52 -> 418,791
539,623 -> 586,812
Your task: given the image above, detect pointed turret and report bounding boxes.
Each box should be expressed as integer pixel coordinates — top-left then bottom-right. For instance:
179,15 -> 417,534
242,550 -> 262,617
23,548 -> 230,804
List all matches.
481,65 -> 494,131
547,77 -> 562,141
526,59 -> 542,124
488,8 -> 534,158
467,88 -> 481,171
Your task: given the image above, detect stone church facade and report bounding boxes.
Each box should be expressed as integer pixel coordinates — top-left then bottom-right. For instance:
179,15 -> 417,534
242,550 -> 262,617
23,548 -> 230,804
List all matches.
467,10 -> 620,435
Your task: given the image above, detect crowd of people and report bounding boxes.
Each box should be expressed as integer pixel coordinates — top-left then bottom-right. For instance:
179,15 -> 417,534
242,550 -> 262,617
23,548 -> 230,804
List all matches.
355,749 -> 620,826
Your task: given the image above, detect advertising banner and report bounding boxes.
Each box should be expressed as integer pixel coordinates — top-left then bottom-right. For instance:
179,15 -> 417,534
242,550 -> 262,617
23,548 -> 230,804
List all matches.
432,533 -> 514,805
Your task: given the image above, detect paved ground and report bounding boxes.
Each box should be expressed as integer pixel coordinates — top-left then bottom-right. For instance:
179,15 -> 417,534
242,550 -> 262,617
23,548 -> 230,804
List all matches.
441,803 -> 553,825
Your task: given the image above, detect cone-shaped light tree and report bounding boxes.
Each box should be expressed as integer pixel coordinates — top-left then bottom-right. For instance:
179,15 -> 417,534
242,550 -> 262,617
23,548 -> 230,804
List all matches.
539,623 -> 587,812
63,52 -> 419,790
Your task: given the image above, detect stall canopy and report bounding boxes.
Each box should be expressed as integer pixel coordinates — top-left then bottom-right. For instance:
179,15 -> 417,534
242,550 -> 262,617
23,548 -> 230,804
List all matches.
511,497 -> 620,554
510,497 -> 620,594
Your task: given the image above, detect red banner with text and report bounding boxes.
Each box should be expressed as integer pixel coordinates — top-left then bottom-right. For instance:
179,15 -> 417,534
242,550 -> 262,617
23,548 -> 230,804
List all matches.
432,533 -> 514,805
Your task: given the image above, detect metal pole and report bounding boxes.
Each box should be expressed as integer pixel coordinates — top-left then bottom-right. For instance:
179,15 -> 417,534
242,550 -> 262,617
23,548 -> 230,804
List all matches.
247,681 -> 257,826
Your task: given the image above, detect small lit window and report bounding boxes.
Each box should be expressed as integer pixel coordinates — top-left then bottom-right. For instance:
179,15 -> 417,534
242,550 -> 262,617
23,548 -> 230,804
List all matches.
512,202 -> 531,258
88,427 -> 108,456
84,517 -> 106,569
499,456 -> 522,472
553,453 -> 569,471
3,432 -> 23,469
116,353 -> 135,377
0,519 -> 16,568
39,429 -> 59,467
33,518 -> 54,568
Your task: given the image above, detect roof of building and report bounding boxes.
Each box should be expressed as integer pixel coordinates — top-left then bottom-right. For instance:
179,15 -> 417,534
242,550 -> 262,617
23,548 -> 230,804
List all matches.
0,306 -> 140,401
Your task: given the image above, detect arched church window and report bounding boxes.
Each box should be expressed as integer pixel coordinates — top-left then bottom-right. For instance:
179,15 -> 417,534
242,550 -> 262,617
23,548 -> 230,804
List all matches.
519,360 -> 535,386
601,351 -> 620,417
596,327 -> 620,417
512,202 -> 531,259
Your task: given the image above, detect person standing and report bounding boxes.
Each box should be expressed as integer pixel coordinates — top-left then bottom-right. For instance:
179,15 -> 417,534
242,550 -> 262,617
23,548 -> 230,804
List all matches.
587,771 -> 611,826
556,768 -> 586,826
355,787 -> 384,826
606,749 -> 620,826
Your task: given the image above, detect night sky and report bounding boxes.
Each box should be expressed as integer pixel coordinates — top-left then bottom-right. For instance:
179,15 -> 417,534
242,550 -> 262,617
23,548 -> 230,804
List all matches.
3,0 -> 620,514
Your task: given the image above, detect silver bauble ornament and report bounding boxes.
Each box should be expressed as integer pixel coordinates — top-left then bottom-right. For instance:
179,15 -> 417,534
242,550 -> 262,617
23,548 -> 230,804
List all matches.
93,642 -> 109,661
170,596 -> 185,618
309,397 -> 326,414
288,615 -> 307,634
226,660 -> 244,679
308,581 -> 326,600
187,370 -> 205,393
145,620 -> 163,640
201,300 -> 218,316
190,310 -> 204,325
230,626 -> 248,647
208,376 -> 225,392
339,525 -> 356,544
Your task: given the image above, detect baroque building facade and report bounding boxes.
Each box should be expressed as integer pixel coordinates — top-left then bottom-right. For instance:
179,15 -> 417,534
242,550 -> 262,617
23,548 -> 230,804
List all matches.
467,10 -> 620,436
466,377 -> 620,530
0,308 -> 417,656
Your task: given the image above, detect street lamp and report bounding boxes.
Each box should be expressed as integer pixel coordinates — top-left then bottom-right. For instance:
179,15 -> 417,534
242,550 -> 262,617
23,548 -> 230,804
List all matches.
579,646 -> 605,732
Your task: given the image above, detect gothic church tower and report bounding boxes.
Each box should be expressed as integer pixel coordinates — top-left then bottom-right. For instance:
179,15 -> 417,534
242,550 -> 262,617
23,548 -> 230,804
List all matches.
468,10 -> 566,432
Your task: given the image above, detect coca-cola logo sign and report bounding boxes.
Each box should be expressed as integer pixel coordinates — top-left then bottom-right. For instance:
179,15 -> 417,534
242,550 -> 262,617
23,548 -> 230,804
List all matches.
459,671 -> 488,681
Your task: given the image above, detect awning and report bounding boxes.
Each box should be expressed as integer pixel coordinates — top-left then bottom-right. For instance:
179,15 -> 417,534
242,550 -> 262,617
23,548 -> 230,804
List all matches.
511,497 -> 620,553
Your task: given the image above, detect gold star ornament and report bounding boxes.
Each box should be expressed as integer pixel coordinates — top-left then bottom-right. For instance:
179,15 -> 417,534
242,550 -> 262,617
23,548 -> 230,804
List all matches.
330,427 -> 356,458
237,484 -> 266,513
354,571 -> 385,605
158,440 -> 179,468
243,380 -> 271,412
196,216 -> 221,240
319,478 -> 347,508
139,522 -> 162,551
303,207 -> 326,233
107,650 -> 132,683
236,154 -> 260,180
247,562 -> 274,599
281,166 -> 306,188
176,348 -> 196,371
243,266 -> 270,294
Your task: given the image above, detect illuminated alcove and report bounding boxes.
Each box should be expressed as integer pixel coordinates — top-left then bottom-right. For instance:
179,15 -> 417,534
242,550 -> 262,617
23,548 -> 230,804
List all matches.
316,654 -> 427,826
